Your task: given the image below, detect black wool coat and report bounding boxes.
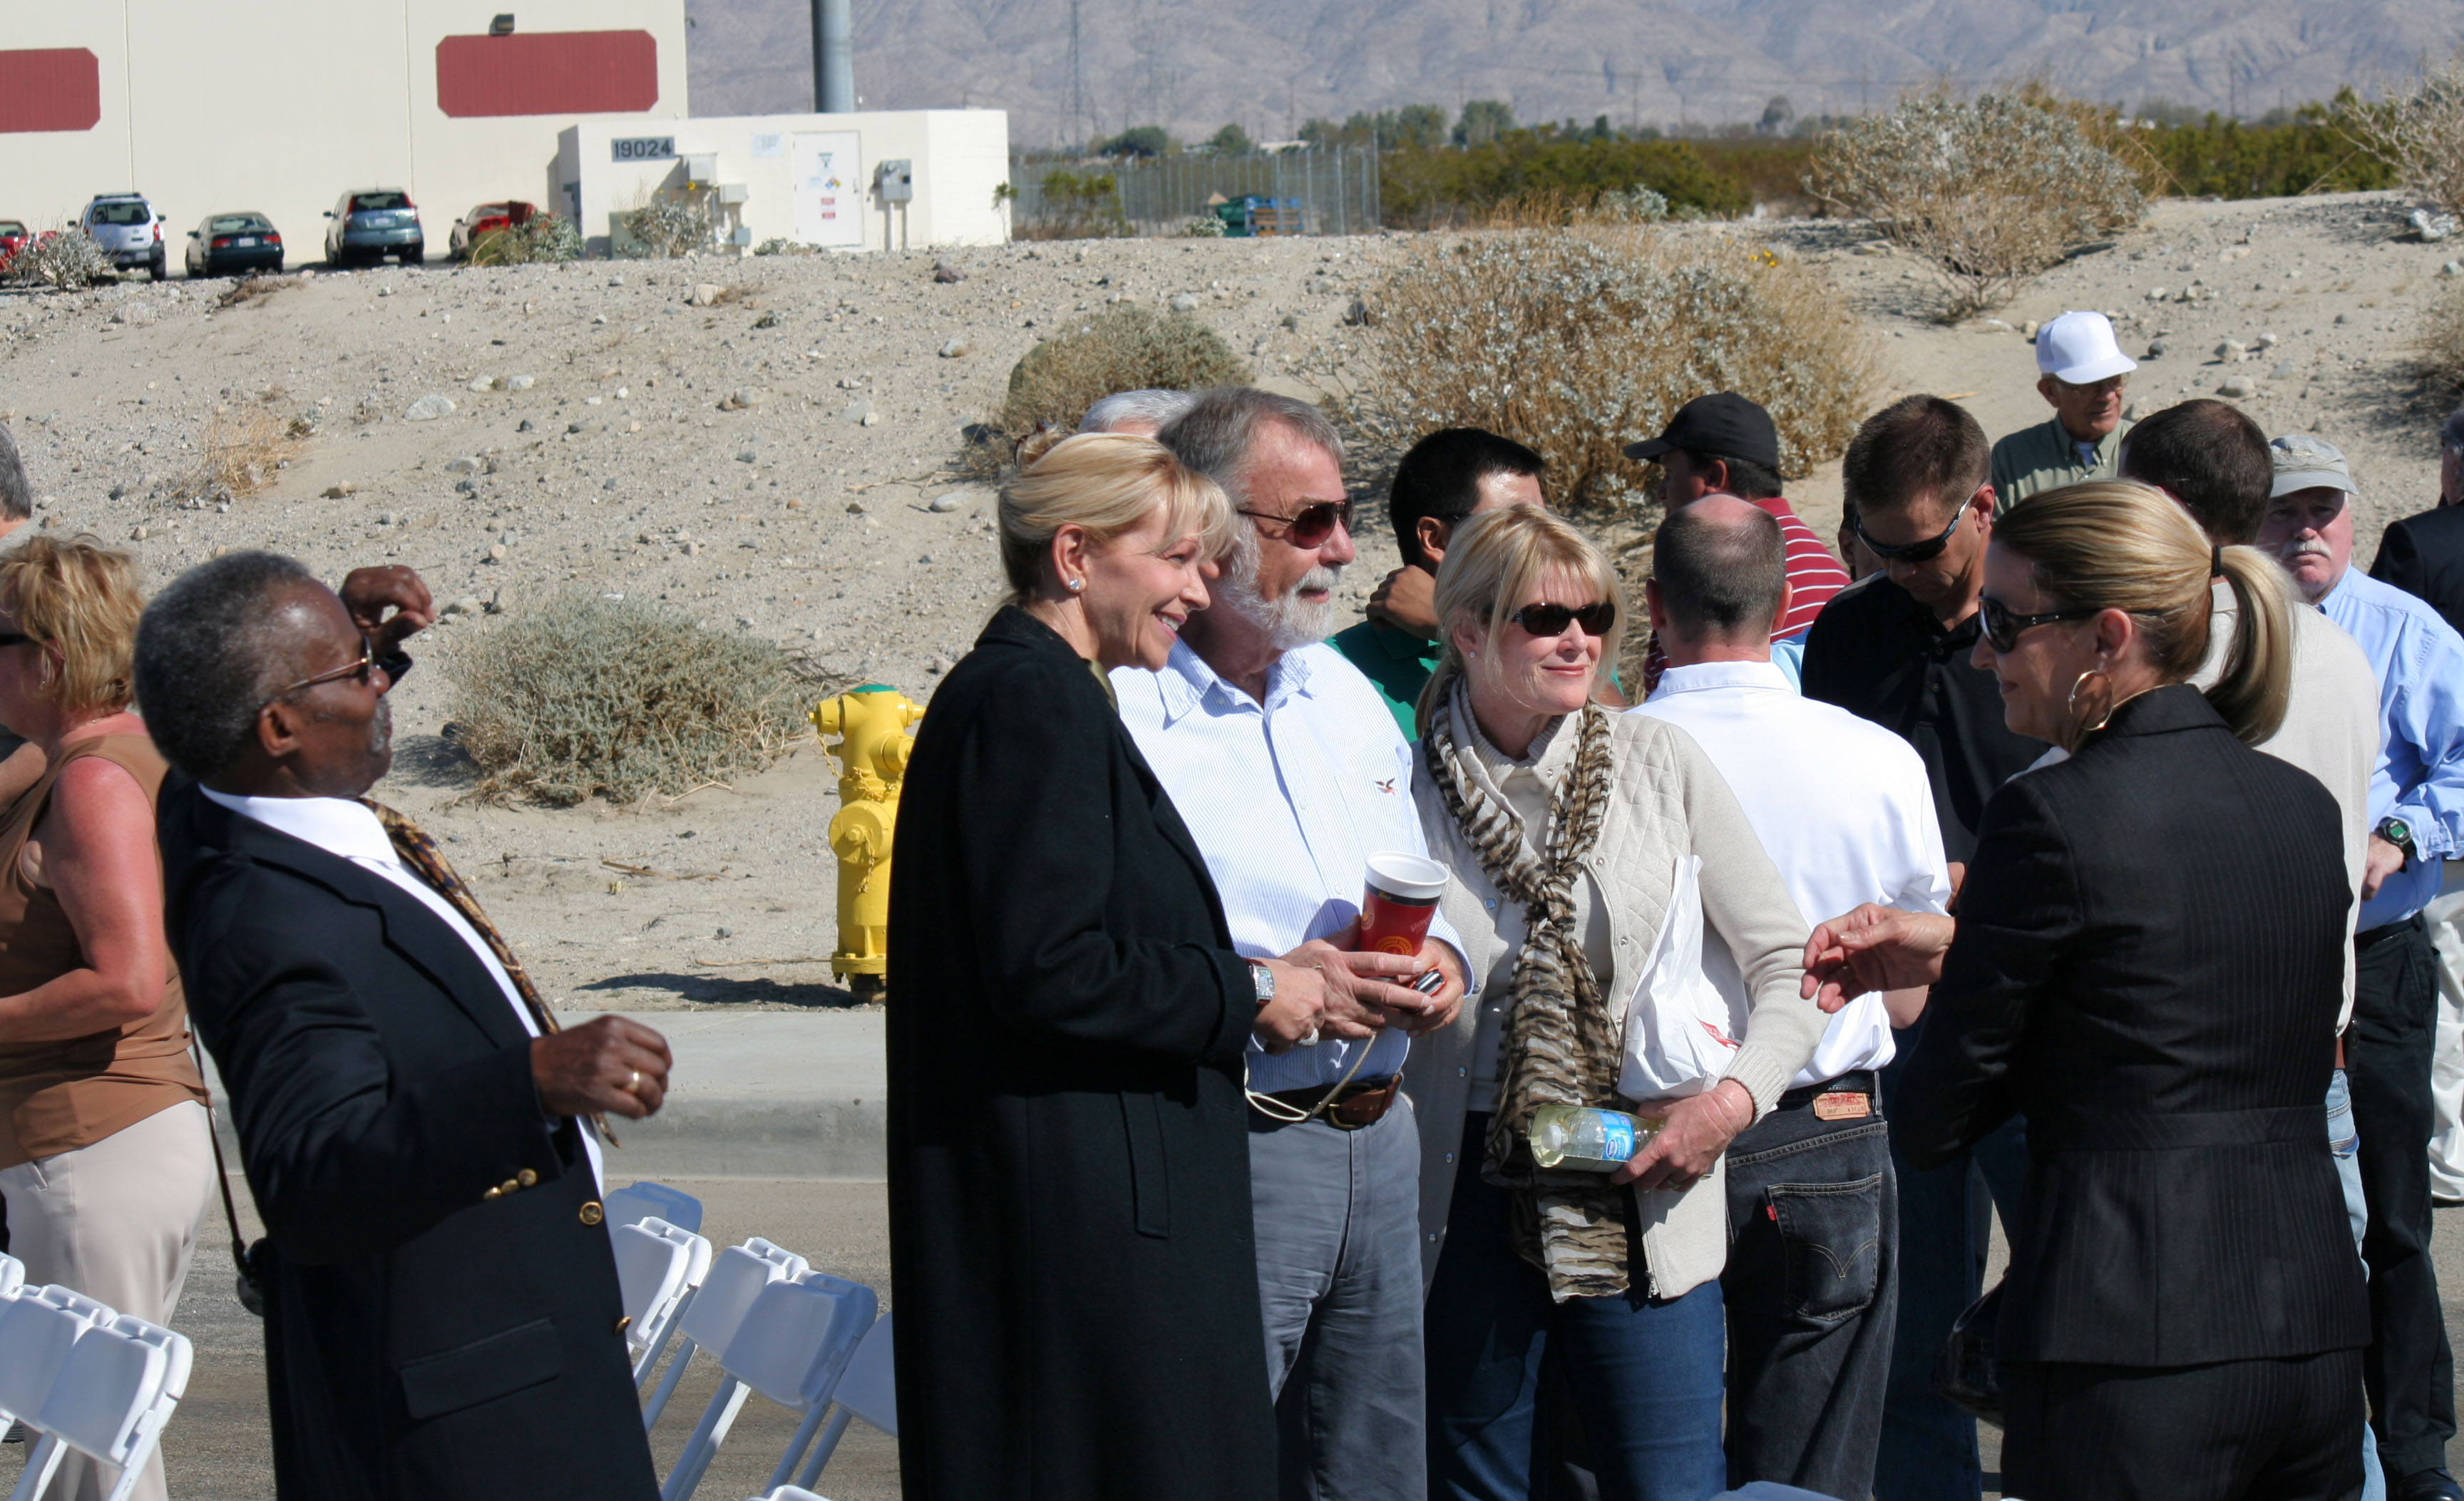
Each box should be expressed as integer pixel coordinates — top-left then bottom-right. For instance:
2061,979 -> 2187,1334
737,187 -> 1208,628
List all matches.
885,607 -> 1275,1501
1894,685 -> 2371,1368
158,777 -> 658,1501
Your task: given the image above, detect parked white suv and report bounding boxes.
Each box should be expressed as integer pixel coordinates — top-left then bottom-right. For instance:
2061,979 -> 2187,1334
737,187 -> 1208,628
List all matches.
82,194 -> 166,281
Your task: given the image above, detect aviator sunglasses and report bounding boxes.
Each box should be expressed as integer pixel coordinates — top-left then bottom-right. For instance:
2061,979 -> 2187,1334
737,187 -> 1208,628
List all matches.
1978,595 -> 2098,653
1509,600 -> 1618,637
1237,498 -> 1353,548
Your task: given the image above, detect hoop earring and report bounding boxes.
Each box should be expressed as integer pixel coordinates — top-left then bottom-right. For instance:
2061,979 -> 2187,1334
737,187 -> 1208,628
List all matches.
2067,668 -> 2115,739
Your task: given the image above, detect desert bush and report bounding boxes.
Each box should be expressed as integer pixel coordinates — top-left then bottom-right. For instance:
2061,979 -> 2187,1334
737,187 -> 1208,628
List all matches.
618,196 -> 714,259
1353,227 -> 1877,511
1809,92 -> 2142,320
985,306 -> 1249,452
466,212 -> 581,266
184,403 -> 300,501
2339,58 -> 2464,215
444,593 -> 806,805
4,227 -> 108,291
2416,279 -> 2464,404
1017,169 -> 1129,240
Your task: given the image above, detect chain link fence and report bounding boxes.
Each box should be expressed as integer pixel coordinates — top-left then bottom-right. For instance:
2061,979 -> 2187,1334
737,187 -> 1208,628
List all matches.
1007,148 -> 1382,238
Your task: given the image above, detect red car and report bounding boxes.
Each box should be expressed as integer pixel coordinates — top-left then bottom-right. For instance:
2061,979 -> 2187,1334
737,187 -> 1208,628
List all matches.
450,200 -> 537,259
0,220 -> 28,276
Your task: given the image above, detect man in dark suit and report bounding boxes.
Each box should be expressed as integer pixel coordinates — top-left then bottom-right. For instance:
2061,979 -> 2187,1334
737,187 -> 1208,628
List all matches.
2370,404 -> 2464,635
135,553 -> 672,1500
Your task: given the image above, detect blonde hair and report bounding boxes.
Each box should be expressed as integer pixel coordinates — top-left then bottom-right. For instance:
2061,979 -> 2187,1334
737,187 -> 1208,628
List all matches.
1416,504 -> 1625,736
997,431 -> 1233,610
1994,480 -> 2292,745
0,533 -> 143,717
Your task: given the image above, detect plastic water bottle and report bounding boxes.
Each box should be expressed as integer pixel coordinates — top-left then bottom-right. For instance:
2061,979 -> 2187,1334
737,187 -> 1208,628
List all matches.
1528,1104 -> 1663,1172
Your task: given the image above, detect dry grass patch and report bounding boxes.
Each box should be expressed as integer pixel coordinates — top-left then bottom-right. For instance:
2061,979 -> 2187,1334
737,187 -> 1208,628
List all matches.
2416,279 -> 2464,404
185,404 -> 302,500
967,306 -> 1250,471
444,593 -> 808,806
213,275 -> 298,311
1350,226 -> 1878,512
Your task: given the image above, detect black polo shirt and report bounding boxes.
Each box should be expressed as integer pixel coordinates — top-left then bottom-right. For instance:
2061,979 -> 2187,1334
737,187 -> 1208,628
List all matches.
1800,575 -> 2048,866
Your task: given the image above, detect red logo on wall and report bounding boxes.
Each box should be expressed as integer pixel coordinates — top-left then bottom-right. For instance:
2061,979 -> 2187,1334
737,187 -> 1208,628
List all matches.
0,49 -> 101,134
436,31 -> 658,118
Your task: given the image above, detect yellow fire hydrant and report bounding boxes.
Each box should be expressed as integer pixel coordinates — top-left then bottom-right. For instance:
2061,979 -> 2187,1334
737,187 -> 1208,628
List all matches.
812,685 -> 925,1000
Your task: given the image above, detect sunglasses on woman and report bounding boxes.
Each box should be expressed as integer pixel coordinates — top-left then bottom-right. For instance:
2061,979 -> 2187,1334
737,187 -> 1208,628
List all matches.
1509,600 -> 1617,637
1854,499 -> 1968,564
1237,498 -> 1353,548
1978,596 -> 2098,653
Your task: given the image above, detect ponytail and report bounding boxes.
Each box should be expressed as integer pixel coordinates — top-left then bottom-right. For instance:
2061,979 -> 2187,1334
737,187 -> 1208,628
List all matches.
2205,543 -> 2294,747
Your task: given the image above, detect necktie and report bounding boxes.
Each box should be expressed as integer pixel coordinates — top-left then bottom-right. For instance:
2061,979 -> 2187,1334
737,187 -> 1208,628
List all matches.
364,799 -> 615,1144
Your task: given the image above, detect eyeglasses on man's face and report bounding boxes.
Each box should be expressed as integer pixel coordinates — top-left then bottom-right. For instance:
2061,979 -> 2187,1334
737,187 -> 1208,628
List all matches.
1238,498 -> 1352,549
268,635 -> 377,705
1855,495 -> 1974,565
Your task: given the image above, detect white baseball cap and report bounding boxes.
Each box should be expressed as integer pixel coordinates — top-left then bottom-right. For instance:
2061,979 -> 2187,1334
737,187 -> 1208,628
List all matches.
2034,311 -> 2138,385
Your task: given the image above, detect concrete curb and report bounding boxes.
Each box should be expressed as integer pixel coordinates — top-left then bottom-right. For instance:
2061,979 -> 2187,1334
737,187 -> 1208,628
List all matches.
195,1010 -> 888,1182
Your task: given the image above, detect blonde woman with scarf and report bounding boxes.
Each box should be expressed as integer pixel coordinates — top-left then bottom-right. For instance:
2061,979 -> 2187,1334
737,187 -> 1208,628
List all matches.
1405,505 -> 1826,1501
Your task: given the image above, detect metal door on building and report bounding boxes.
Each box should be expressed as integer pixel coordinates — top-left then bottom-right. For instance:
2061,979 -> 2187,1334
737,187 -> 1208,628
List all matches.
791,131 -> 865,247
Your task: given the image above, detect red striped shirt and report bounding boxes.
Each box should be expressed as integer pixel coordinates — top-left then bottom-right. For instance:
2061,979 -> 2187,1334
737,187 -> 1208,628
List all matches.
1642,496 -> 1852,695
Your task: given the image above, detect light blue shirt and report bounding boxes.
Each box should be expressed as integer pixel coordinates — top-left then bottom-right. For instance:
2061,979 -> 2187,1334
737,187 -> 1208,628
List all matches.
2319,567 -> 2464,928
1113,640 -> 1468,1093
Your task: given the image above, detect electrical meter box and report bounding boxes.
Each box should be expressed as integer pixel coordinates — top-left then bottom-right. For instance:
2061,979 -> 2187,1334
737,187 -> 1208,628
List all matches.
876,160 -> 914,203
718,182 -> 749,205
682,153 -> 718,187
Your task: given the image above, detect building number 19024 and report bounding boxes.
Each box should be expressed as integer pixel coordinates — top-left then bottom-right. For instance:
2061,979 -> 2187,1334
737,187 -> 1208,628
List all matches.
611,138 -> 677,163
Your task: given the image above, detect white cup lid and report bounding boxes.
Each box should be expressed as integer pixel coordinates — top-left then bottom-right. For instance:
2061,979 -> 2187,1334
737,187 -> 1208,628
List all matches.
1366,851 -> 1449,901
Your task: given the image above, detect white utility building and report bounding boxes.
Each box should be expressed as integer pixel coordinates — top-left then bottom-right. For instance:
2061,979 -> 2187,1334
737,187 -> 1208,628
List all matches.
0,0 -> 1008,265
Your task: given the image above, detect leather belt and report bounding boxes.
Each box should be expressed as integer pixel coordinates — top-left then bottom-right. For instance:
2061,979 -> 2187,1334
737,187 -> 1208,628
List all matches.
1253,1075 -> 1404,1130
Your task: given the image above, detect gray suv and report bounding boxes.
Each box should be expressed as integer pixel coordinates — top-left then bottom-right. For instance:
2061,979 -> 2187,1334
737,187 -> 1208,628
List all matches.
81,194 -> 166,280
324,190 -> 423,267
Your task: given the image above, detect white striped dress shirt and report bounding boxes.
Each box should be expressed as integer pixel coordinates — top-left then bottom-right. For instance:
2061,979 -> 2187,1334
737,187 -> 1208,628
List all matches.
1113,640 -> 1468,1094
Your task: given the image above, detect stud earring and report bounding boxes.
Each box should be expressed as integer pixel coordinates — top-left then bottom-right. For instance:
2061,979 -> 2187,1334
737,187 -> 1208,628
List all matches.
1067,578 -> 1084,593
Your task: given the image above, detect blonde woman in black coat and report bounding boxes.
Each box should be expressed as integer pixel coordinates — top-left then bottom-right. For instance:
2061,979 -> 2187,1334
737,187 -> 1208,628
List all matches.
886,432 -> 1429,1501
1803,481 -> 2368,1500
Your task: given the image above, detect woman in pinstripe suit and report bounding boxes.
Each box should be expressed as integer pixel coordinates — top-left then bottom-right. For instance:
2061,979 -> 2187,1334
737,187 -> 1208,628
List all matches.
1804,481 -> 2369,1500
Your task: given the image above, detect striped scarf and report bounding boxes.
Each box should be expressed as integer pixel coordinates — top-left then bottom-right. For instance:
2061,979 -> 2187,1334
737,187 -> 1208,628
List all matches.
1421,673 -> 1629,1301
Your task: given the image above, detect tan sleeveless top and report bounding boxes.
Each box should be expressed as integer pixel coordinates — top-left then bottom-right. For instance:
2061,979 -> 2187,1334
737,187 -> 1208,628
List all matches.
0,734 -> 206,1169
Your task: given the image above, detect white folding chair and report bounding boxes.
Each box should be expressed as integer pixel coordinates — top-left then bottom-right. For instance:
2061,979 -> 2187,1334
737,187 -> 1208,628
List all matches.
616,1217 -> 714,1385
605,1181 -> 706,1235
794,1311 -> 895,1490
659,1271 -> 877,1501
14,1312 -> 192,1501
0,1284 -> 110,1439
643,1239 -> 807,1430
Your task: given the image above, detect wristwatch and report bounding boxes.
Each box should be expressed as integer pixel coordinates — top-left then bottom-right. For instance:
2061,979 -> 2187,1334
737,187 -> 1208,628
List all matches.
1248,960 -> 1276,1009
2378,816 -> 2417,866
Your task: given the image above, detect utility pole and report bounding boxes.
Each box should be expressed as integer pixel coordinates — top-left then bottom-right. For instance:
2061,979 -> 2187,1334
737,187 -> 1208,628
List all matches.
1069,0 -> 1084,150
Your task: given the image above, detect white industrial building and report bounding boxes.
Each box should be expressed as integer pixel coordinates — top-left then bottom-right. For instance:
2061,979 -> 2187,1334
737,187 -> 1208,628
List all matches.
0,0 -> 1008,267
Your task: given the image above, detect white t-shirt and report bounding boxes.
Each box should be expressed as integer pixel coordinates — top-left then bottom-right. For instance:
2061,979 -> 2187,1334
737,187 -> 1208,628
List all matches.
1634,660 -> 1953,1086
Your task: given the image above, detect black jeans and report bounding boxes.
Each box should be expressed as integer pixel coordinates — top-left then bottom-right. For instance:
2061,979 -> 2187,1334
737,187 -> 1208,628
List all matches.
1721,1072 -> 1897,1498
2351,916 -> 2457,1477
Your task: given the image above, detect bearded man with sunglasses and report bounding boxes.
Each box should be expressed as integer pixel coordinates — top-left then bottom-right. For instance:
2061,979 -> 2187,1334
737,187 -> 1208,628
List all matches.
1113,386 -> 1469,1501
1799,394 -> 2047,1501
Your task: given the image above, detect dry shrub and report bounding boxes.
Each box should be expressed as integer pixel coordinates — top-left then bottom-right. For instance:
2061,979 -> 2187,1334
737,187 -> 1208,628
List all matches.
617,194 -> 713,259
185,404 -> 299,500
1352,227 -> 1878,511
2339,57 -> 2464,215
2416,278 -> 2464,403
4,227 -> 108,291
982,306 -> 1249,458
445,592 -> 806,805
466,212 -> 582,267
1809,92 -> 2143,320
213,275 -> 297,311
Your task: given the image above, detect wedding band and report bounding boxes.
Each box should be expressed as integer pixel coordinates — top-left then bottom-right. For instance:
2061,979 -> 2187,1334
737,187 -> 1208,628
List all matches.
626,1069 -> 641,1093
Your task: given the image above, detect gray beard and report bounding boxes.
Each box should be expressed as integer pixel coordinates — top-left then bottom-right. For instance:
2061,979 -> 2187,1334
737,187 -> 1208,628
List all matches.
1218,526 -> 1342,652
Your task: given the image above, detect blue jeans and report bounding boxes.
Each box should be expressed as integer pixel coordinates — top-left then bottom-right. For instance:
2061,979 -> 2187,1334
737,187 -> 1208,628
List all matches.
2331,1068 -> 2389,1501
1874,1036 -> 2028,1501
1425,1114 -> 1726,1501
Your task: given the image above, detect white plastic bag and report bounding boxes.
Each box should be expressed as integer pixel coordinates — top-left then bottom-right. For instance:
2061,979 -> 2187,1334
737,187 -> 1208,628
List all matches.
1617,854 -> 1743,1100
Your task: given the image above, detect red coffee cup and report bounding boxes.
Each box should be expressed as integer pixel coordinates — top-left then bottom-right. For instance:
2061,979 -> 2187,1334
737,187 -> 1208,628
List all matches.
1359,852 -> 1449,956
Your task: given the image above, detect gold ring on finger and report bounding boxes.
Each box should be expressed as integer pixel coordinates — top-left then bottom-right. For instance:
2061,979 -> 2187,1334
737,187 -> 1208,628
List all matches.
627,1069 -> 641,1093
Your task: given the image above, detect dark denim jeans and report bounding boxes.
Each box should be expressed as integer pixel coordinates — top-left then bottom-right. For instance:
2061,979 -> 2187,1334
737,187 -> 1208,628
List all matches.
1425,1114 -> 1726,1501
1722,1073 -> 1896,1498
2351,916 -> 2458,1480
1874,1034 -> 2028,1501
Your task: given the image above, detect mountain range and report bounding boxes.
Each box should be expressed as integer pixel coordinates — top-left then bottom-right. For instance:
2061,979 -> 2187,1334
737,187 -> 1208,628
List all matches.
684,0 -> 2463,148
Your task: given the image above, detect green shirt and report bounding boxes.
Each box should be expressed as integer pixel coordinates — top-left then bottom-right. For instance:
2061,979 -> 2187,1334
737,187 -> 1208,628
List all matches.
1989,414 -> 2132,514
1328,620 -> 1439,739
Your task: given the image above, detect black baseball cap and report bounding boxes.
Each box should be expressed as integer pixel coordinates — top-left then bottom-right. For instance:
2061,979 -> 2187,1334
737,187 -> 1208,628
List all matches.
1623,392 -> 1780,470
